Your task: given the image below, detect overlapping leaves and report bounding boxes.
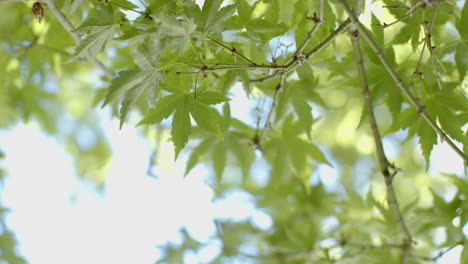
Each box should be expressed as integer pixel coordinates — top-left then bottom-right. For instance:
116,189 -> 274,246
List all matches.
68,3 -> 122,62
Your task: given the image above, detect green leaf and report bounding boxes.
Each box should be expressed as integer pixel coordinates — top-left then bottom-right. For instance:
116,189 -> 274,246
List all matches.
197,91 -> 231,105
417,120 -> 437,169
456,1 -> 468,40
190,100 -> 223,139
185,137 -> 215,176
291,97 -> 313,137
161,19 -> 198,53
119,71 -> 161,128
455,42 -> 468,81
172,95 -> 191,160
387,107 -> 418,134
68,25 -> 119,62
212,142 -> 226,182
461,241 -> 468,264
200,0 -> 237,33
102,68 -> 162,127
138,93 -> 185,125
371,13 -> 384,45
102,69 -> 160,106
288,138 -> 312,180
228,134 -> 254,179
67,3 -> 122,62
246,18 -> 287,35
75,3 -> 115,32
306,143 -> 331,166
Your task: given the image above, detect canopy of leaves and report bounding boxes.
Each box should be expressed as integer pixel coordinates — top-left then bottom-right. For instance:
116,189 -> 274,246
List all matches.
0,0 -> 467,263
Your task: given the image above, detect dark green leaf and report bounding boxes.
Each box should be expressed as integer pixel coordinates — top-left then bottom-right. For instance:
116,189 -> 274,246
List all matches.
190,100 -> 223,139
172,95 -> 191,160
138,93 -> 185,125
197,91 -> 231,105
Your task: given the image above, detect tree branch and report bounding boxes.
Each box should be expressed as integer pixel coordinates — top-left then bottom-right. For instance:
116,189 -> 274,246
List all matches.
339,0 -> 468,164
348,8 -> 412,263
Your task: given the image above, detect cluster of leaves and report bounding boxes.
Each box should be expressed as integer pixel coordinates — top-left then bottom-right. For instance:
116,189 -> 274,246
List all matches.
0,0 -> 467,263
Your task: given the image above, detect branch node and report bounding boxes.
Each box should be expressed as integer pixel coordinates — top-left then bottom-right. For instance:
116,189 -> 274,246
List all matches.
307,12 -> 322,24
418,106 -> 426,117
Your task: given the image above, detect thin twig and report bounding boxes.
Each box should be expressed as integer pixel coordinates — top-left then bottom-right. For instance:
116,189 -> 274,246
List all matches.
284,0 -> 325,65
208,37 -> 257,65
176,64 -> 286,75
423,4 -> 443,90
304,19 -> 351,60
43,0 -> 114,80
253,18 -> 351,83
379,2 -> 423,29
348,7 -> 412,263
339,0 -> 468,164
319,0 -> 324,22
184,62 -> 285,70
257,75 -> 285,145
284,24 -> 320,65
413,10 -> 428,100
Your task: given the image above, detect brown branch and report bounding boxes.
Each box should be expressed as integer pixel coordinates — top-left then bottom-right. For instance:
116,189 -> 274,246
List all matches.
347,5 -> 412,263
339,0 -> 468,164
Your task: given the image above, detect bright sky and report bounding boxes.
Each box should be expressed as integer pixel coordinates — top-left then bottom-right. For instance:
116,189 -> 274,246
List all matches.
1,0 -> 466,263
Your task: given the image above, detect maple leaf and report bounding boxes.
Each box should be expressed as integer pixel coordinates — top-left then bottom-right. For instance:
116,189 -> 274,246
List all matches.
102,70 -> 162,128
67,3 -> 121,62
139,91 -> 229,159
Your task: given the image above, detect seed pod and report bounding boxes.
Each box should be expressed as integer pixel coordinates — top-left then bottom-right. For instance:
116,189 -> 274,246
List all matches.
32,2 -> 44,23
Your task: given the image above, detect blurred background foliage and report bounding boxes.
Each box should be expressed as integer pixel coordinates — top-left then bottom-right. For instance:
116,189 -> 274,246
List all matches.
0,0 -> 467,263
